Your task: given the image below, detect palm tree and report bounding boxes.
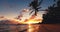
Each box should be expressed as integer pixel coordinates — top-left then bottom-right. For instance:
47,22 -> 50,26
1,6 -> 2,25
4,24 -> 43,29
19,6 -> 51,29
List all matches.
29,0 -> 43,16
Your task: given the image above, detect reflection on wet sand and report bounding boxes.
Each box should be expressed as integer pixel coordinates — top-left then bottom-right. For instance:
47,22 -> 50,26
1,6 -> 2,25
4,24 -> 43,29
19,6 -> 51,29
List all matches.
0,24 -> 60,32
27,24 -> 40,32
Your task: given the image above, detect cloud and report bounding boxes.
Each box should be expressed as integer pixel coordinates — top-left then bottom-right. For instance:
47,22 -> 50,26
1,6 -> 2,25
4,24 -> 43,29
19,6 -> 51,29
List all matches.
0,16 -> 4,18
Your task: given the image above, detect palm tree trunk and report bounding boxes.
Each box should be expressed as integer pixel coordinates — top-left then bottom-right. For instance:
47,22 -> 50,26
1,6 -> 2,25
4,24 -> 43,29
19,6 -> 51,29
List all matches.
35,10 -> 37,16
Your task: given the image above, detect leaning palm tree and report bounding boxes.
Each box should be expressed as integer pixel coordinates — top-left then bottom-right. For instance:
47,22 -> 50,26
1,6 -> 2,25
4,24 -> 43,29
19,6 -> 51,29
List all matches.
29,0 -> 43,16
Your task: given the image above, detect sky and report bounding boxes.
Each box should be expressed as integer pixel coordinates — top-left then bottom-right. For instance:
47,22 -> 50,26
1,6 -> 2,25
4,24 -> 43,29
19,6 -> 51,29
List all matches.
0,0 -> 55,19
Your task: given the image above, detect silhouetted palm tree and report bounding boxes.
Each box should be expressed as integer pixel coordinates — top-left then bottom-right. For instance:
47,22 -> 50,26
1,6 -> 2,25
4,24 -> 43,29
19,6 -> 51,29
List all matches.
42,0 -> 60,24
29,0 -> 43,16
